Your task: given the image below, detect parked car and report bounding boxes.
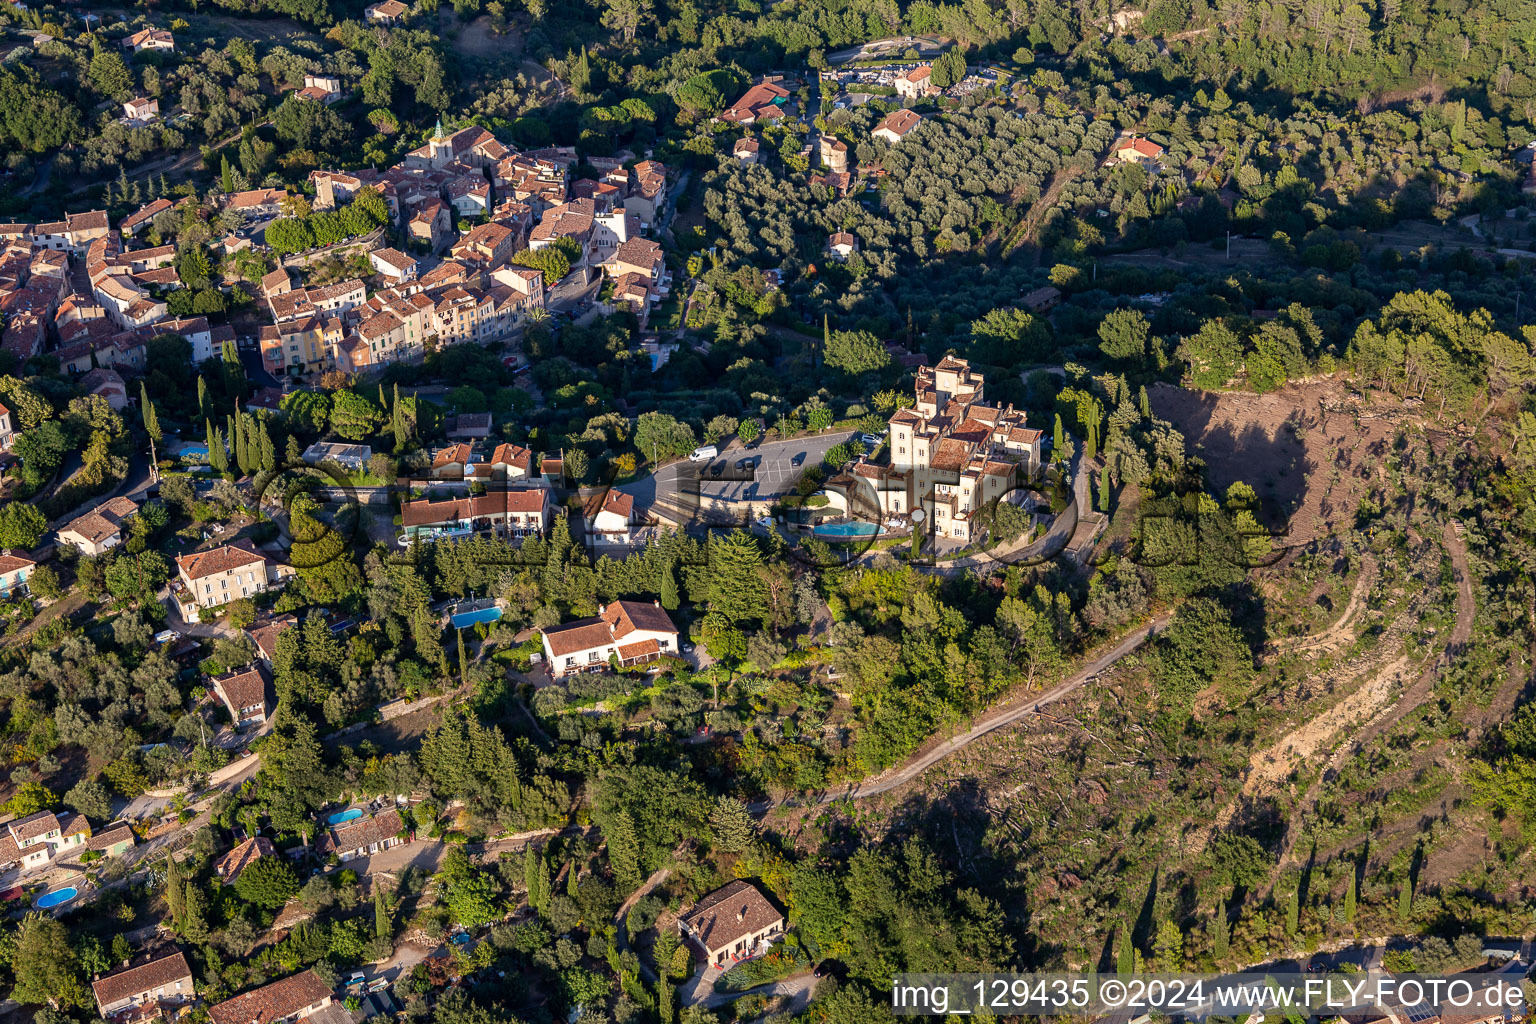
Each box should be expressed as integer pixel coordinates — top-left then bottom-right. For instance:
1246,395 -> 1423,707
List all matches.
791,452 -> 807,466
860,433 -> 884,447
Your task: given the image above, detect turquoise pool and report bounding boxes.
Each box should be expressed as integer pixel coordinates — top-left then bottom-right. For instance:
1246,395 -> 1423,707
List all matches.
35,886 -> 77,908
812,522 -> 879,538
451,606 -> 502,629
327,808 -> 363,826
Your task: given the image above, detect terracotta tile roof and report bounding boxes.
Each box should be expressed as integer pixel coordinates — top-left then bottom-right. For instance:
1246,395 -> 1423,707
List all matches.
901,65 -> 932,83
489,443 -> 532,472
207,970 -> 331,1024
1118,136 -> 1164,159
87,824 -> 135,851
432,443 -> 473,469
602,599 -> 675,640
91,950 -> 193,1010
541,617 -> 616,657
176,543 -> 265,582
679,880 -> 783,954
721,82 -> 790,122
616,638 -> 660,660
61,496 -> 138,545
583,489 -> 633,522
214,836 -> 274,881
8,810 -> 60,843
874,109 -> 922,138
319,808 -> 403,855
211,665 -> 272,714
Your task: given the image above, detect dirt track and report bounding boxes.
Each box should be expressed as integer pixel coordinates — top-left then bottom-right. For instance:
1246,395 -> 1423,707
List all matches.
799,613 -> 1174,806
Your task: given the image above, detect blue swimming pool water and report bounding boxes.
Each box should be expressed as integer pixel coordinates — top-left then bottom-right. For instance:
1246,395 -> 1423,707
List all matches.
451,606 -> 503,629
327,808 -> 363,826
35,886 -> 77,908
812,522 -> 879,538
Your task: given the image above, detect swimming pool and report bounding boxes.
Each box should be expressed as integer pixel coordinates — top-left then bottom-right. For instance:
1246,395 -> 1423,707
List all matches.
35,886 -> 77,908
327,808 -> 363,826
812,521 -> 879,539
450,606 -> 502,629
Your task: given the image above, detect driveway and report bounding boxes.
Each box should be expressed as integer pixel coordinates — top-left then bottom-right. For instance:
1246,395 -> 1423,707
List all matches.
617,431 -> 854,515
676,963 -> 818,1011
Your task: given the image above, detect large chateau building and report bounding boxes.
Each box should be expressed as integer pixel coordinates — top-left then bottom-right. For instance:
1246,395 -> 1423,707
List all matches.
847,356 -> 1042,543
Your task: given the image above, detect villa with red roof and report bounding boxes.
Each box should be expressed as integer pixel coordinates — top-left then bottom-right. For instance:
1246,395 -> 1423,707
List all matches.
719,81 -> 790,125
173,542 -> 293,615
540,599 -> 679,677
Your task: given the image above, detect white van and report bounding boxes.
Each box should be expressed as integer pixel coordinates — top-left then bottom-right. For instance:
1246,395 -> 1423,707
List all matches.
689,445 -> 719,462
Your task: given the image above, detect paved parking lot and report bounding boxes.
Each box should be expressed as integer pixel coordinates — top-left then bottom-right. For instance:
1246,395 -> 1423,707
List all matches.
618,431 -> 854,512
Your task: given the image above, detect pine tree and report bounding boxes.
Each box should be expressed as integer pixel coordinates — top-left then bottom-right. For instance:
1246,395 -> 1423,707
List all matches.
373,880 -> 389,939
128,178 -> 142,205
1343,865 -> 1357,926
116,166 -> 130,205
1211,902 -> 1229,961
103,179 -> 117,207
221,154 -> 234,194
606,810 -> 641,891
140,382 -> 161,443
158,172 -> 170,197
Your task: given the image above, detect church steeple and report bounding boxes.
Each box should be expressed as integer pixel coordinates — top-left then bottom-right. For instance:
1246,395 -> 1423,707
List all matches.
432,118 -> 446,140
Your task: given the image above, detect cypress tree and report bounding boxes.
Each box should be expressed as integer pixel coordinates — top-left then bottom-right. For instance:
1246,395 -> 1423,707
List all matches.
140,382 -> 161,443
1139,385 -> 1151,418
285,433 -> 302,465
234,412 -> 249,476
456,628 -> 468,686
1099,463 -> 1110,512
1397,882 -> 1412,923
1115,921 -> 1133,977
1343,864 -> 1357,926
1053,413 -> 1065,455
1212,902 -> 1230,960
164,859 -> 185,925
221,154 -> 234,195
197,376 -> 209,420
607,810 -> 641,891
524,850 -> 550,914
659,564 -> 679,611
1285,874 -> 1300,937
257,419 -> 276,473
566,861 -> 579,899
373,880 -> 389,939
